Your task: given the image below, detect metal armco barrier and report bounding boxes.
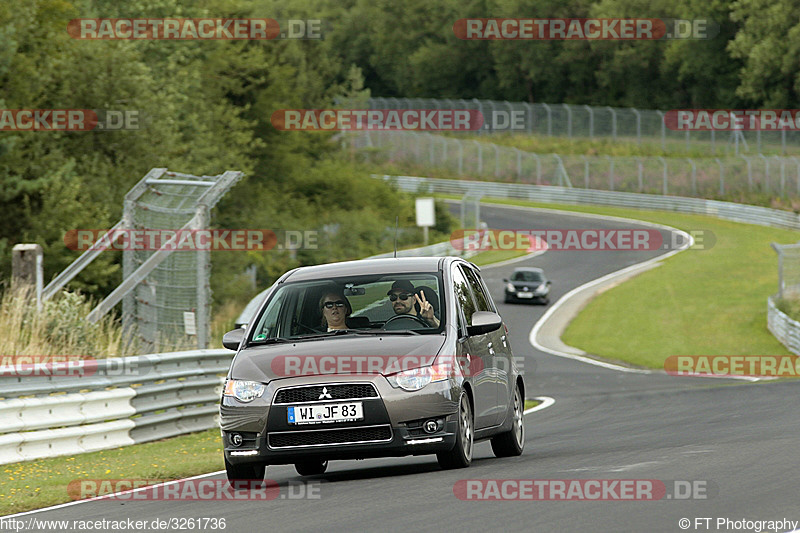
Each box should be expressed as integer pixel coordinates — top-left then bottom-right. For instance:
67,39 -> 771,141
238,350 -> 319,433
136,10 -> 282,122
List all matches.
0,349 -> 232,465
378,174 -> 800,231
767,297 -> 800,355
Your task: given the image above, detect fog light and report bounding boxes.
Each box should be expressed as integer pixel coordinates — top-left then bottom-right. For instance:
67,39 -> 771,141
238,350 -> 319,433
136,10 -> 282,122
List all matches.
424,420 -> 439,433
231,433 -> 243,447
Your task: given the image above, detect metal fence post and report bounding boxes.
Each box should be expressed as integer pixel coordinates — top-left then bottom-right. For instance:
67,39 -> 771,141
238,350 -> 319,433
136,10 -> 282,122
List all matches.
542,103 -> 552,136
456,138 -> 464,175
632,108 -> 641,145
523,102 -> 533,133
606,107 -> 617,140
563,104 -> 572,138
715,158 -> 724,196
581,155 -> 589,188
584,105 -> 594,138
774,155 -> 785,196
791,156 -> 800,194
530,153 -> 541,184
741,155 -> 753,191
656,110 -> 665,152
658,156 -> 668,195
759,153 -> 770,193
473,140 -> 483,174
688,158 -> 697,196
606,155 -> 615,191
637,158 -> 643,191
493,143 -> 501,178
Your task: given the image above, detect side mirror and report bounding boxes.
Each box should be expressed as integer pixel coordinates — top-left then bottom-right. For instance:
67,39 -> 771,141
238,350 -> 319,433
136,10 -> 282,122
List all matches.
222,328 -> 245,351
546,280 -> 551,285
467,311 -> 503,336
502,278 -> 509,283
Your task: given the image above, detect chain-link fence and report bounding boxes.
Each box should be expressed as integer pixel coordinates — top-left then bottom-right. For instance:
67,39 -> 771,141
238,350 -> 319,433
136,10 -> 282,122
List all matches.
772,243 -> 800,299
367,97 -> 800,156
353,130 -> 800,198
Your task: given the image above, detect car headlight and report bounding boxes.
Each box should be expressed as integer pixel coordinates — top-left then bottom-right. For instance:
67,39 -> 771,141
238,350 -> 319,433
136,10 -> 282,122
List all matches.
506,283 -> 516,292
387,365 -> 449,391
223,379 -> 266,402
535,284 -> 549,294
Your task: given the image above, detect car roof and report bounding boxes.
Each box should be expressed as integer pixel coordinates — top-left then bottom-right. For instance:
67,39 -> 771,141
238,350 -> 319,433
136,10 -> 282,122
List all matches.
513,267 -> 544,273
283,256 -> 458,282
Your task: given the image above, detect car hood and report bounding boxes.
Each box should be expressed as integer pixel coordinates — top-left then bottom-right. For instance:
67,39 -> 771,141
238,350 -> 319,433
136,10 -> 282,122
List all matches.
230,334 -> 448,382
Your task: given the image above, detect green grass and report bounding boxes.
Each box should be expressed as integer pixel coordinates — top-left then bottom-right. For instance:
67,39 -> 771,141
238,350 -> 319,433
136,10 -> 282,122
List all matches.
440,195 -> 797,368
524,399 -> 541,411
469,249 -> 529,266
0,428 -> 223,516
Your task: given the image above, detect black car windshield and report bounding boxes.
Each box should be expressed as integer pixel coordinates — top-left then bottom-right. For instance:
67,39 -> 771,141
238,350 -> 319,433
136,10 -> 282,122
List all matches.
249,272 -> 445,342
512,271 -> 544,282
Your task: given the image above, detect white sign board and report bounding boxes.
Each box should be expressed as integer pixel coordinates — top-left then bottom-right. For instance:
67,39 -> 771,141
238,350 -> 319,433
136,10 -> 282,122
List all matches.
183,311 -> 197,336
415,197 -> 435,227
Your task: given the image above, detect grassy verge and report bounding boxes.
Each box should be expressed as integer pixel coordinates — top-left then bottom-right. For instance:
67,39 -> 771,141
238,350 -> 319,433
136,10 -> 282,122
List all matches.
445,195 -> 797,368
0,429 -> 223,516
524,399 -> 540,411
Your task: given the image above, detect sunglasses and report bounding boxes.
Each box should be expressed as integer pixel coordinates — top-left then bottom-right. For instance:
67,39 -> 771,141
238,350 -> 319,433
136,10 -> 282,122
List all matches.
322,301 -> 346,309
389,293 -> 413,302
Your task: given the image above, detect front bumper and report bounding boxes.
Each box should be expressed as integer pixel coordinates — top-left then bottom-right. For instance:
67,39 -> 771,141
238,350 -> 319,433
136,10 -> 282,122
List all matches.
220,374 -> 460,465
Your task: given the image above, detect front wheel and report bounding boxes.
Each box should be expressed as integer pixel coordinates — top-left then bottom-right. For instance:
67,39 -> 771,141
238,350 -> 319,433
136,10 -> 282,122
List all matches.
490,382 -> 525,457
437,393 -> 473,469
295,460 -> 328,476
225,457 -> 266,487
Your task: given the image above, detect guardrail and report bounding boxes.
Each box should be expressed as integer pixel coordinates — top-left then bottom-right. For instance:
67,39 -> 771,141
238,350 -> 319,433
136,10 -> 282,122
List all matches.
377,174 -> 800,231
0,349 -> 232,465
767,296 -> 800,355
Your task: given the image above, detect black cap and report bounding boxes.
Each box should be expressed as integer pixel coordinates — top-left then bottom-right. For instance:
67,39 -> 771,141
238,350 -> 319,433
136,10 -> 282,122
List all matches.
387,279 -> 415,295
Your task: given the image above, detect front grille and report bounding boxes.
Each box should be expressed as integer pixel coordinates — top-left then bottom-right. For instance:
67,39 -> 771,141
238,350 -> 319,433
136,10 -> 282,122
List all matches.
268,425 -> 392,448
274,384 -> 378,404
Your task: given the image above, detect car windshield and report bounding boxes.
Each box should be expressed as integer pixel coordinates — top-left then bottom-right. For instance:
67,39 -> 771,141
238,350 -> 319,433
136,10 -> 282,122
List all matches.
249,272 -> 445,342
511,271 -> 543,282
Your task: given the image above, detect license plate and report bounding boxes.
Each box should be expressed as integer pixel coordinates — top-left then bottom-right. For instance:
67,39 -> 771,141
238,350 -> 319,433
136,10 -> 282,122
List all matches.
517,292 -> 533,298
287,402 -> 363,425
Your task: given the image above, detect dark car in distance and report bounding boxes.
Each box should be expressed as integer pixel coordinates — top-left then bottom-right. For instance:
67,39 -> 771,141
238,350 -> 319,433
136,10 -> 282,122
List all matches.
219,257 -> 525,484
504,267 -> 551,304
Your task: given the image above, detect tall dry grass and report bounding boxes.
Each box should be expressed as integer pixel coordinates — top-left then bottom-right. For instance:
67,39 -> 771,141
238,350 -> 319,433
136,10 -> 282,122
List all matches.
0,285 -> 132,358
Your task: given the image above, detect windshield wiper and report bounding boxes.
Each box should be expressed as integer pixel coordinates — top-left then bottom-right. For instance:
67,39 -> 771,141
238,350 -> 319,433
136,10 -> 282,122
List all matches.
251,337 -> 290,345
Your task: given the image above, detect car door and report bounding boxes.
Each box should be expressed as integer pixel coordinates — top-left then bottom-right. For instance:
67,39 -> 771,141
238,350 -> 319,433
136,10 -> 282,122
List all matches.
463,265 -> 513,422
451,264 -> 497,429
451,265 -> 497,429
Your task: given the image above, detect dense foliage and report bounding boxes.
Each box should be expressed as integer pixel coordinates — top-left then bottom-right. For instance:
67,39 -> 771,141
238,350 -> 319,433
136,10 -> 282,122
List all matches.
0,0 -> 796,306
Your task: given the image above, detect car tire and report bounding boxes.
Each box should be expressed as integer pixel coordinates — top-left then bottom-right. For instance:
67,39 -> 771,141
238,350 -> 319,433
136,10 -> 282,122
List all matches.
437,393 -> 473,469
504,295 -> 512,303
225,457 -> 266,487
490,382 -> 525,458
295,460 -> 328,476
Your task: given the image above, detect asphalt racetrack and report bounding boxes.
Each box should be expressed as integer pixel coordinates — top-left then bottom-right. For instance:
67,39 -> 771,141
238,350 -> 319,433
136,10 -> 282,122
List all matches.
19,203 -> 800,533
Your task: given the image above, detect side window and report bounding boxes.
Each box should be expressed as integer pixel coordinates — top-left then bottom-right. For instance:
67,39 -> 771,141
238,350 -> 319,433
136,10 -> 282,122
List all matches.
461,266 -> 491,313
451,265 -> 477,327
253,289 -> 286,340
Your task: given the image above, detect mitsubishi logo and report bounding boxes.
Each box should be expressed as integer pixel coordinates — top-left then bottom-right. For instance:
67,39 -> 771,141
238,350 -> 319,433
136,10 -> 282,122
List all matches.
319,387 -> 332,400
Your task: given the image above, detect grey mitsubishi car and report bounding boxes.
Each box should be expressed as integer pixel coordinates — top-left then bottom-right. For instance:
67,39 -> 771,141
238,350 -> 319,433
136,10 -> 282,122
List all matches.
220,257 -> 525,483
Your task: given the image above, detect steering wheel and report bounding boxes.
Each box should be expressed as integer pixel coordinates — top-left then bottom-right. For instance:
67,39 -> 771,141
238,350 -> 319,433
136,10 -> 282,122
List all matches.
382,314 -> 430,330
